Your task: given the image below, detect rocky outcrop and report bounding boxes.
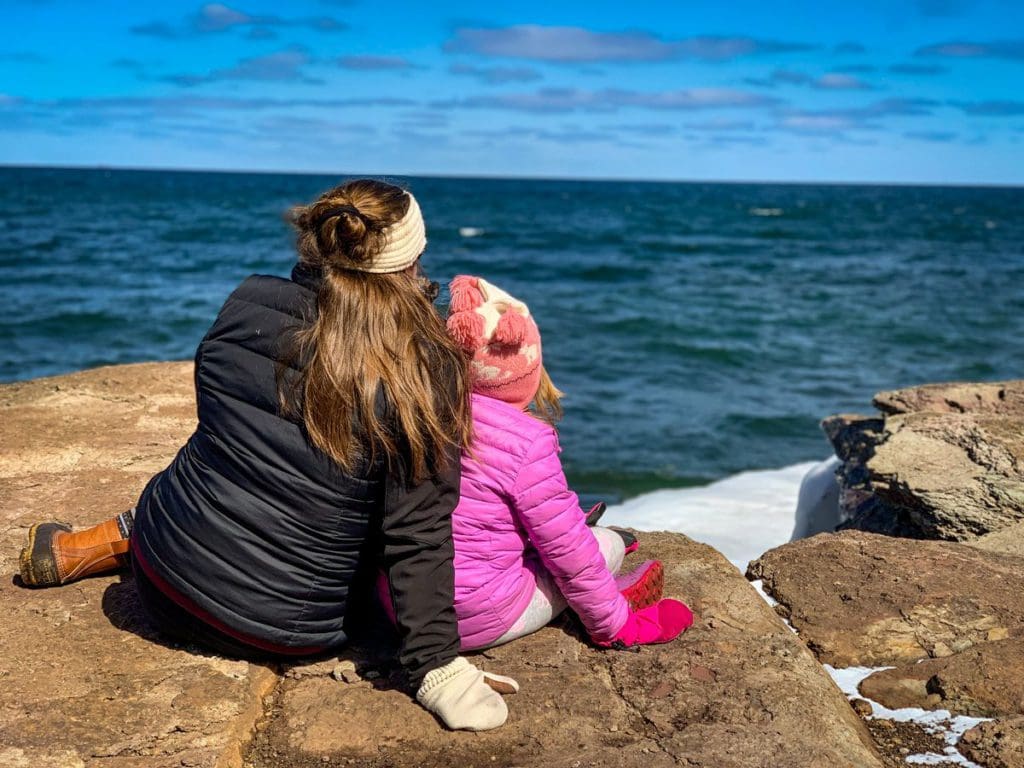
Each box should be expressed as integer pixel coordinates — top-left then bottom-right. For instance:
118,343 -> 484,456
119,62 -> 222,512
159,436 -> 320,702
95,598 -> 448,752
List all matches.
255,531 -> 883,768
749,530 -> 1024,766
750,381 -> 1024,765
1,363 -> 884,768
960,717 -> 1024,768
0,362 -> 277,768
823,380 -> 1024,541
747,531 -> 1024,668
858,639 -> 1024,717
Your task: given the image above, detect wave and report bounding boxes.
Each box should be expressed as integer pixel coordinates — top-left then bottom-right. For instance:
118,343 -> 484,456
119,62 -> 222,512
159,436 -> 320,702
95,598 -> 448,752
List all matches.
749,207 -> 784,217
459,227 -> 485,238
603,459 -> 835,570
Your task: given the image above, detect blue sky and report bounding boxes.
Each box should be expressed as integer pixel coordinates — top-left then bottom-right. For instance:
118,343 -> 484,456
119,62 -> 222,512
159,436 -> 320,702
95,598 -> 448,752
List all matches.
2,0 -> 1023,183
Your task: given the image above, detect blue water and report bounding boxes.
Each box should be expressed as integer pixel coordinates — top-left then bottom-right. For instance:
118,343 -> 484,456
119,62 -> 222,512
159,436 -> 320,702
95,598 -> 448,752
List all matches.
2,166 -> 1022,501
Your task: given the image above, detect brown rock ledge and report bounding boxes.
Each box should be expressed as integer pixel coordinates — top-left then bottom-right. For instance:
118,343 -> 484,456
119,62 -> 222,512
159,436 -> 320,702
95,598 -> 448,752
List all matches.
747,530 -> 1024,668
1,363 -> 883,768
254,531 -> 882,768
859,639 -> 1024,717
749,530 -> 1024,765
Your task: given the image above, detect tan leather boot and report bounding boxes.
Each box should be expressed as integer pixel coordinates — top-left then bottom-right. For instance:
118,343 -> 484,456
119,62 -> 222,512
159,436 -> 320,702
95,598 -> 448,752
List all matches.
19,515 -> 131,587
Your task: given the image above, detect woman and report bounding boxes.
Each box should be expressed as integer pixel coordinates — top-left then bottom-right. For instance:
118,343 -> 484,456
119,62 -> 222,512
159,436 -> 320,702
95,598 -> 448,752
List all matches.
18,179 -> 516,731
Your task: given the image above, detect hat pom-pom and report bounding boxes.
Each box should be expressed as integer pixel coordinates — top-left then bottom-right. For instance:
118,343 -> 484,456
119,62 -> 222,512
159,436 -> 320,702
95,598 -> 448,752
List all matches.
493,310 -> 528,346
448,275 -> 484,313
446,311 -> 484,351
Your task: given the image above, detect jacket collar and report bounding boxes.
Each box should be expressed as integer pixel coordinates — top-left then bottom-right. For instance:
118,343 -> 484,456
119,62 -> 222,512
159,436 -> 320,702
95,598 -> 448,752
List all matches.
290,262 -> 324,293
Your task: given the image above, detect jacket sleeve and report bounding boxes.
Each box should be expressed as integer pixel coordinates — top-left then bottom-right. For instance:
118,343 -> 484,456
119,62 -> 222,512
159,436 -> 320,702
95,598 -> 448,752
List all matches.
381,444 -> 461,688
510,429 -> 629,643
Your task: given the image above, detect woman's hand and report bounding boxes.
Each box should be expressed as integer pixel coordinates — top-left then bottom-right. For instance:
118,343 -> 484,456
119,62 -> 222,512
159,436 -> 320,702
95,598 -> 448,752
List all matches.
416,657 -> 519,731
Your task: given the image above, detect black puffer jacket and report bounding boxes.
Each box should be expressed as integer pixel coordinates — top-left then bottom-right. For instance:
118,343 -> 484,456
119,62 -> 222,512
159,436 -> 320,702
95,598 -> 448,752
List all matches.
132,266 -> 460,684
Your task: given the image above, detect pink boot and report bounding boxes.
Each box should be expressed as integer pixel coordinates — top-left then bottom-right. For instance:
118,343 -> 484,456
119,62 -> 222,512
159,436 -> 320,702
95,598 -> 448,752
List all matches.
607,599 -> 694,647
584,502 -> 606,526
615,528 -> 640,555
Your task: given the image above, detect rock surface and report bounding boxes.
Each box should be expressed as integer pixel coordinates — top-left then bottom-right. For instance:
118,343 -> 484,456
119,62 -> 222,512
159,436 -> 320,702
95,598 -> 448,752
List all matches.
749,528 -> 1024,765
0,362 -> 277,768
858,639 -> 1024,717
755,381 -> 1024,765
823,380 -> 1024,541
960,716 -> 1024,768
255,533 -> 883,768
971,519 -> 1024,559
1,363 -> 885,768
747,530 -> 1024,668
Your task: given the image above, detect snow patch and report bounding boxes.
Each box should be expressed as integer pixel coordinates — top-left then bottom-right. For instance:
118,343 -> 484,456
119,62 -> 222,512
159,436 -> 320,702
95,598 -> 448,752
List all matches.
749,578 -> 779,608
749,578 -> 797,634
824,665 -> 989,767
604,461 -> 819,570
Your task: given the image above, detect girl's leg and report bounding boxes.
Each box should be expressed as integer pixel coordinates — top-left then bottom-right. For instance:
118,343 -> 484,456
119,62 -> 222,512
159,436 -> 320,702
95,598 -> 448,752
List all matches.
476,526 -> 626,649
593,526 -> 626,575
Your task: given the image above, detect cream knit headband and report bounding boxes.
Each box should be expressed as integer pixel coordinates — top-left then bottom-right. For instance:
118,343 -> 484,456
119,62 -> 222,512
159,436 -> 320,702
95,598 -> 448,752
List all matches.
361,191 -> 427,274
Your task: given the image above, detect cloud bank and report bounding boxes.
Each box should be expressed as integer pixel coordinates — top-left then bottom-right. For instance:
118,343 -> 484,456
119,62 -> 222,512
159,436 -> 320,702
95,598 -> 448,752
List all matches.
444,25 -> 812,63
132,3 -> 346,40
434,87 -> 779,113
916,39 -> 1024,60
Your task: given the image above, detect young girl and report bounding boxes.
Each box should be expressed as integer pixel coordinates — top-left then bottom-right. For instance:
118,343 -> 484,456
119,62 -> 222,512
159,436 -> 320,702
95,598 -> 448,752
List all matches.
443,275 -> 693,651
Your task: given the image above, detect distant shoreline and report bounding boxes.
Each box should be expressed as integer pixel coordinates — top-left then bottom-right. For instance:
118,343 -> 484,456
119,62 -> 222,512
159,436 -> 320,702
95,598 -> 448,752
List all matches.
4,162 -> 1022,191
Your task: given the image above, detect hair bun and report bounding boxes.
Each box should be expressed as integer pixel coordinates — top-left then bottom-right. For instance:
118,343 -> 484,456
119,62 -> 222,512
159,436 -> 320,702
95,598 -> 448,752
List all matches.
326,205 -> 368,248
307,202 -> 373,263
315,204 -> 361,226
291,179 -> 415,270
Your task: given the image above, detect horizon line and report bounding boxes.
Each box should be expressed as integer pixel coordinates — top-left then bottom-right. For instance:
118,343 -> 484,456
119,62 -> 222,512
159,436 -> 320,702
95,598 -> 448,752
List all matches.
3,161 -> 1023,191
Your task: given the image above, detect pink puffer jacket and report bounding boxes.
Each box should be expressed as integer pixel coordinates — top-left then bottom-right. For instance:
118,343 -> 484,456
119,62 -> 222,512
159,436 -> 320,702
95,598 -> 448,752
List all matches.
453,393 -> 629,649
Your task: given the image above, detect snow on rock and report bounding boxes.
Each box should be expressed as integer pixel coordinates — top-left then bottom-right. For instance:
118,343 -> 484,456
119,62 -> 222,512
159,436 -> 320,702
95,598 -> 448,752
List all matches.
825,665 -> 989,768
604,460 -> 821,569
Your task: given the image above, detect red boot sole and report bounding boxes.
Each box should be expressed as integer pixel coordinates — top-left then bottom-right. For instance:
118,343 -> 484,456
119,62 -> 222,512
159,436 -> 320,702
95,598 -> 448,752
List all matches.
616,560 -> 664,612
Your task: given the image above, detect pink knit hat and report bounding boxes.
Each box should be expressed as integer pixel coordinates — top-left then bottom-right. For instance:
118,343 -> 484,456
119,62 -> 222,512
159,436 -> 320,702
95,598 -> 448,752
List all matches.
446,275 -> 542,410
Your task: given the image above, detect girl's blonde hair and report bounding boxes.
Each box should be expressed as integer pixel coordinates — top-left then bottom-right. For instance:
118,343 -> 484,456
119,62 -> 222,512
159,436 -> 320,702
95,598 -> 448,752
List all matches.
528,365 -> 564,425
280,179 -> 472,481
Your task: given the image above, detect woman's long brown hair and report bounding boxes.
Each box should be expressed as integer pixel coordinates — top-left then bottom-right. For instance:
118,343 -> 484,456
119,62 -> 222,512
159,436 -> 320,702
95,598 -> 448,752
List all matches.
281,179 -> 471,481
